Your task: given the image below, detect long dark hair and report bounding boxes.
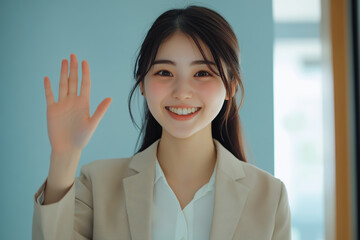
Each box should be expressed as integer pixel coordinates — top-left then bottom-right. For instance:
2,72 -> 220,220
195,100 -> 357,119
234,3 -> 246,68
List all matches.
128,5 -> 248,162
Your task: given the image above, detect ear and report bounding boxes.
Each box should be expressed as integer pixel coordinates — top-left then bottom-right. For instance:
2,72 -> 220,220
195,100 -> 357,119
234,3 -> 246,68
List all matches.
139,81 -> 146,97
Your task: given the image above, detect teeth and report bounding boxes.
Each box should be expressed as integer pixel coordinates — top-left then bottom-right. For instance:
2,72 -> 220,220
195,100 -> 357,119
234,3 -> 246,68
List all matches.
168,107 -> 200,115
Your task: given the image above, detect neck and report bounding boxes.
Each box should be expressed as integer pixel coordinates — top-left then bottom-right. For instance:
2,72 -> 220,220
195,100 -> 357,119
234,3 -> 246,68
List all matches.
157,125 -> 217,183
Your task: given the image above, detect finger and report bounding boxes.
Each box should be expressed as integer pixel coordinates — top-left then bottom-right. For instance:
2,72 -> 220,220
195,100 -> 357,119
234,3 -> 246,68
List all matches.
44,77 -> 55,106
58,59 -> 68,101
68,53 -> 78,96
80,60 -> 91,99
90,98 -> 112,129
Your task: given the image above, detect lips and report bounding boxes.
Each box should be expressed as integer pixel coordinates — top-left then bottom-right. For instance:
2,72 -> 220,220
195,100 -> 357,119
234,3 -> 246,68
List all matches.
168,106 -> 201,114
165,107 -> 201,121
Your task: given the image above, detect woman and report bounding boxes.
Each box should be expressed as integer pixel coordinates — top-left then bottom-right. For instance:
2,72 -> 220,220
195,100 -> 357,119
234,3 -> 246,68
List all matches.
33,5 -> 291,240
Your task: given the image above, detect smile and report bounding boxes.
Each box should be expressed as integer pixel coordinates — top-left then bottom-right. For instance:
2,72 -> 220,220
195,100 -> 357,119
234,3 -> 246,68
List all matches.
165,107 -> 201,121
166,106 -> 201,115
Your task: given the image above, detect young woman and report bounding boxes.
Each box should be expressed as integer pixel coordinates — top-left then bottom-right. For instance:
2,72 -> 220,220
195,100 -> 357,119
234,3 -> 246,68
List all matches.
33,5 -> 291,240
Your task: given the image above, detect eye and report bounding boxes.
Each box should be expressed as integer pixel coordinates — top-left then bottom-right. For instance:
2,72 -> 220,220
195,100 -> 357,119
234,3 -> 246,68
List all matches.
156,70 -> 173,77
195,71 -> 212,77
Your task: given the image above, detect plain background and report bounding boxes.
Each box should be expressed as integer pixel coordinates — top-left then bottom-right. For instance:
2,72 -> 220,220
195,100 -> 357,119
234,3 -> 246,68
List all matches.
0,0 -> 273,238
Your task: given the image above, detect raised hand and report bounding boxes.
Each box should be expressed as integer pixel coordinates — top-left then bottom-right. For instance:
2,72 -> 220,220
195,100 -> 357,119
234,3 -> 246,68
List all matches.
44,54 -> 112,154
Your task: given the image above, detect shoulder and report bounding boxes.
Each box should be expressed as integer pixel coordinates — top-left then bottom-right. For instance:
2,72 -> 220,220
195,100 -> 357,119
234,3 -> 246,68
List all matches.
82,157 -> 132,171
241,161 -> 279,183
235,161 -> 290,219
78,156 -> 135,183
76,140 -> 160,184
214,138 -> 285,195
238,161 -> 285,198
237,163 -> 291,237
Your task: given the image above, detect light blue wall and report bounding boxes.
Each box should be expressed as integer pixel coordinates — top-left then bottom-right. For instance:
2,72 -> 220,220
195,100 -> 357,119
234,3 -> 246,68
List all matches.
0,0 -> 273,238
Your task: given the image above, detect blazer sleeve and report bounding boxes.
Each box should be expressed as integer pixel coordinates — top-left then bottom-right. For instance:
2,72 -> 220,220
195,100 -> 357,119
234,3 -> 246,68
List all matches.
271,180 -> 292,240
32,164 -> 93,240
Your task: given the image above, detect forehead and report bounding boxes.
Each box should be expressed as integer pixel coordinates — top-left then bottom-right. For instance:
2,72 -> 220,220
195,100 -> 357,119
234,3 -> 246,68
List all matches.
155,31 -> 214,62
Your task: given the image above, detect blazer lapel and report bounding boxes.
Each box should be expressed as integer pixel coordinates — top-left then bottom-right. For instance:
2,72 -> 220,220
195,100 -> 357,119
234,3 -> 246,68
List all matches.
209,140 -> 250,240
123,140 -> 160,240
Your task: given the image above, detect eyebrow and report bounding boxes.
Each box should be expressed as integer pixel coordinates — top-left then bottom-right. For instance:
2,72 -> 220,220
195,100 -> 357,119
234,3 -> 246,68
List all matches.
152,59 -> 216,66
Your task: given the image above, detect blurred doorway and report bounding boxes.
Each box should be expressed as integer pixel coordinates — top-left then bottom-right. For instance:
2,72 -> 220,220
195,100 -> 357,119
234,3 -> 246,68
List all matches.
273,0 -> 359,239
273,0 -> 324,239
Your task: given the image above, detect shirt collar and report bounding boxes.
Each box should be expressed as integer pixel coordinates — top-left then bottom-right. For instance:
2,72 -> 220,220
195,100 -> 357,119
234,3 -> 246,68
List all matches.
154,158 -> 163,184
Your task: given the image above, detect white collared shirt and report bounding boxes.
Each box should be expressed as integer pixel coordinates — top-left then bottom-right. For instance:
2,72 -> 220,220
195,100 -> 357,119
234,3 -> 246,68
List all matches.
151,158 -> 216,240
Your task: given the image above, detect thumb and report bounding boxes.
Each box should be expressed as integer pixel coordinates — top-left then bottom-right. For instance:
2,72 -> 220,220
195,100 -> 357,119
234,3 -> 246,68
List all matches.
90,97 -> 112,129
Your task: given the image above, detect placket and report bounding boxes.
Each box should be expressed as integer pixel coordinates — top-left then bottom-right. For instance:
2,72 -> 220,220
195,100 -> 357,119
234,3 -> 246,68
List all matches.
174,208 -> 189,240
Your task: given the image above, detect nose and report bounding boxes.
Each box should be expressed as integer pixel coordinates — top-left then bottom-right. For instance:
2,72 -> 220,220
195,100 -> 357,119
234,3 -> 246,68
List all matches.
171,76 -> 193,100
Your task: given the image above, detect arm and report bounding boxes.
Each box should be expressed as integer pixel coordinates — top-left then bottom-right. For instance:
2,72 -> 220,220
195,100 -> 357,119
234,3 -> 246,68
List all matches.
32,164 -> 93,240
32,53 -> 111,239
271,181 -> 291,240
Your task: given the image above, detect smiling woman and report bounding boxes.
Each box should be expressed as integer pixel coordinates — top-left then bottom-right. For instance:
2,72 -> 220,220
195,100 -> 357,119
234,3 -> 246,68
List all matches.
139,31 -> 227,140
32,5 -> 291,240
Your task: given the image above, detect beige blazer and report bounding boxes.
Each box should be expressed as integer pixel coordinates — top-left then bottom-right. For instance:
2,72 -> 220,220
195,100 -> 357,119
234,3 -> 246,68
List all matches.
32,139 -> 291,240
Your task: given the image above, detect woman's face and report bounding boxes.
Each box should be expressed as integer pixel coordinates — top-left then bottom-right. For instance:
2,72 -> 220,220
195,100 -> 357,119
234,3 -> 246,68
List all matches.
140,31 -> 228,139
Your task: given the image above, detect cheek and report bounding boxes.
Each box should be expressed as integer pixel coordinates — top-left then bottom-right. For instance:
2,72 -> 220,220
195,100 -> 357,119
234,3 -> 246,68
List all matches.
197,81 -> 226,117
145,80 -> 169,103
198,81 -> 226,104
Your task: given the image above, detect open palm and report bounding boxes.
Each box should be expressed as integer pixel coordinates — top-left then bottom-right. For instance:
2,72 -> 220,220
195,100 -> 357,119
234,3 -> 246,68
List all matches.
44,54 -> 112,153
